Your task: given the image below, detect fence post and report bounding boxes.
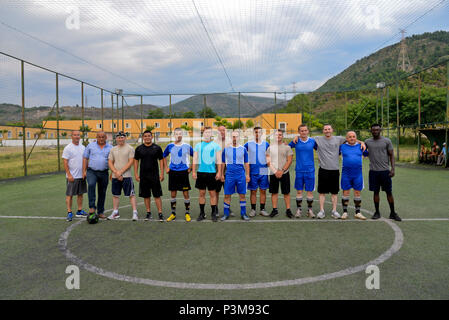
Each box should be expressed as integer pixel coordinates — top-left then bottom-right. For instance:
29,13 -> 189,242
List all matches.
56,73 -> 61,171
445,61 -> 449,167
111,93 -> 114,138
101,89 -> 104,133
21,60 -> 27,176
140,95 -> 143,143
274,92 -> 277,129
121,95 -> 124,132
169,94 -> 172,140
238,92 -> 241,129
396,81 -> 400,162
386,86 -> 390,138
81,82 -> 85,144
417,74 -> 421,161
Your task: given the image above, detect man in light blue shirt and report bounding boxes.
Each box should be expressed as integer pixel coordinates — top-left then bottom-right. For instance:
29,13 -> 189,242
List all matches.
82,131 -> 113,219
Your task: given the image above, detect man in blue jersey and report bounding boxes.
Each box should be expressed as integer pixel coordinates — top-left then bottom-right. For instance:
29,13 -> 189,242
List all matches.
244,127 -> 270,217
220,130 -> 251,221
192,127 -> 222,222
163,128 -> 194,222
288,124 -> 316,219
340,131 -> 368,220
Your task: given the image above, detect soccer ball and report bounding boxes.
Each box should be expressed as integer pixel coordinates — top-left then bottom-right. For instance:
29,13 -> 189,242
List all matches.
87,212 -> 99,224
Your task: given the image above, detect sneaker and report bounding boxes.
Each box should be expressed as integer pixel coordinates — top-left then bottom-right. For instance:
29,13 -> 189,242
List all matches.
372,212 -> 381,220
75,210 -> 88,217
307,209 -> 315,219
331,211 -> 341,219
185,213 -> 191,222
295,208 -> 302,218
317,211 -> 325,219
132,212 -> 138,221
249,209 -> 256,217
145,212 -> 153,221
241,214 -> 250,221
286,209 -> 293,219
66,212 -> 73,222
220,214 -> 230,221
98,213 -> 106,220
341,212 -> 348,220
166,213 -> 176,222
389,212 -> 402,222
260,209 -> 270,217
269,209 -> 279,218
158,213 -> 164,222
354,212 -> 367,220
107,212 -> 120,220
197,213 -> 206,222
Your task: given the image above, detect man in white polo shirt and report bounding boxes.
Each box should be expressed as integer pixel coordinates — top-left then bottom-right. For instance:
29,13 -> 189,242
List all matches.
62,130 -> 87,222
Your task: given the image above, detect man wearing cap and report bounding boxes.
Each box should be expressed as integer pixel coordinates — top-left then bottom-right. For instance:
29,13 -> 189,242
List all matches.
82,131 -> 113,219
107,131 -> 138,221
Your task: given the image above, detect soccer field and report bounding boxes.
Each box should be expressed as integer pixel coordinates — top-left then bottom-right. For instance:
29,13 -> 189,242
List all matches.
0,161 -> 448,300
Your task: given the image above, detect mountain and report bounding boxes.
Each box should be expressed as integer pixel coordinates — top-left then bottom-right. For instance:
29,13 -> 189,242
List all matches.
0,103 -> 160,126
317,30 -> 449,92
160,94 -> 279,117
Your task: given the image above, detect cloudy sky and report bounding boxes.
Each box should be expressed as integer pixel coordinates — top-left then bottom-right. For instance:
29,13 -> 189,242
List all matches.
0,0 -> 448,107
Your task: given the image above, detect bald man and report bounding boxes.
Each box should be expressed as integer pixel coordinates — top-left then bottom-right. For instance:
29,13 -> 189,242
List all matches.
339,131 -> 369,220
83,131 -> 113,219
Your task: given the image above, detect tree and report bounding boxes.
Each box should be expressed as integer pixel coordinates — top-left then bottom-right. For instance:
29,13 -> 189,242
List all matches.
197,107 -> 216,118
232,120 -> 244,129
180,124 -> 192,132
147,108 -> 165,119
213,116 -> 230,127
245,119 -> 254,129
183,111 -> 196,118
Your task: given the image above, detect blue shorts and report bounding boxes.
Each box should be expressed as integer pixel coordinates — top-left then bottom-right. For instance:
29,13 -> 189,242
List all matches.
112,177 -> 135,197
294,171 -> 315,192
224,175 -> 247,195
341,170 -> 364,191
247,174 -> 269,190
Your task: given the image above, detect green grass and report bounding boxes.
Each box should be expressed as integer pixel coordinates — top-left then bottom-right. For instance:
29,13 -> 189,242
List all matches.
0,160 -> 448,299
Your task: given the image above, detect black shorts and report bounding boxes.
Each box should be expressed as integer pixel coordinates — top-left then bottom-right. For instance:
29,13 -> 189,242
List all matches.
369,170 -> 392,193
195,172 -> 218,191
168,170 -> 191,191
112,178 -> 135,197
215,179 -> 223,193
139,176 -> 162,198
318,168 -> 340,194
269,172 -> 290,195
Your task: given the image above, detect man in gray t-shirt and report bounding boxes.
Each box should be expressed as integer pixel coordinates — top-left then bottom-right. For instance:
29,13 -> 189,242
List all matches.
365,124 -> 401,221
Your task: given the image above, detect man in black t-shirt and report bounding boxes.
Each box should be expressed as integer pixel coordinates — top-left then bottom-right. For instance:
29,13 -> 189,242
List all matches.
134,130 -> 165,221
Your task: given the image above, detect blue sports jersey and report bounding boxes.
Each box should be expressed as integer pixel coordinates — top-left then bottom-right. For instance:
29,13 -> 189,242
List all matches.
288,138 -> 316,173
222,145 -> 248,176
244,141 -> 269,175
163,143 -> 194,171
340,143 -> 368,174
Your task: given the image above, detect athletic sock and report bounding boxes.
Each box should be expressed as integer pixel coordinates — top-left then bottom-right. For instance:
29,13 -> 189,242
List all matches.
251,203 -> 256,211
113,209 -> 118,214
211,205 -> 217,215
342,196 -> 349,213
354,197 -> 362,213
307,197 -> 313,209
200,204 -> 205,215
260,203 -> 265,211
170,198 -> 176,214
223,202 -> 230,217
296,197 -> 302,208
388,201 -> 395,215
184,199 -> 190,213
374,202 -> 380,213
240,201 -> 247,216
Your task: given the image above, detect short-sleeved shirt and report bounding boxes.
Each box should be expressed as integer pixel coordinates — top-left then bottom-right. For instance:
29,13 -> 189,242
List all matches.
266,143 -> 293,175
83,142 -> 112,171
222,145 -> 248,176
108,143 -> 135,178
288,137 -> 316,173
314,135 -> 346,170
163,143 -> 194,171
244,141 -> 270,176
340,143 -> 368,174
62,142 -> 85,179
365,137 -> 394,171
193,141 -> 221,173
134,143 -> 163,178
